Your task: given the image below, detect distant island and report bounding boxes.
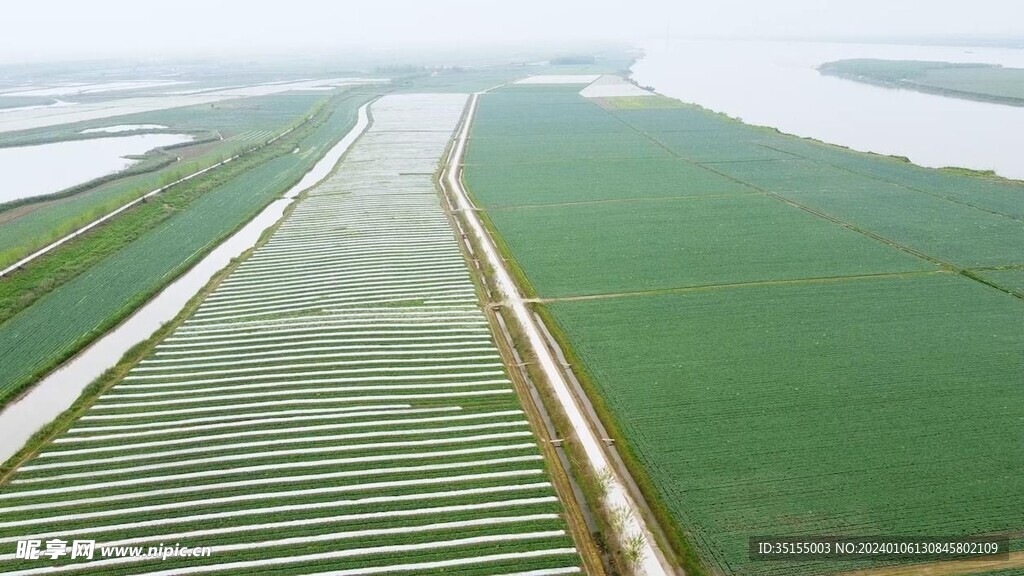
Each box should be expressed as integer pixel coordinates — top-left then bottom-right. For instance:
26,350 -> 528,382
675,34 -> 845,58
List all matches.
819,58 -> 1024,106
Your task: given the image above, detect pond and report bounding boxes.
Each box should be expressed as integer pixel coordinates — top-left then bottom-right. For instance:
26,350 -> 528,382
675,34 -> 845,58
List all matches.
0,133 -> 193,204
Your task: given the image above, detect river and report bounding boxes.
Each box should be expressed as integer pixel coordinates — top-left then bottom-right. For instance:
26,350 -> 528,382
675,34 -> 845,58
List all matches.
632,39 -> 1024,180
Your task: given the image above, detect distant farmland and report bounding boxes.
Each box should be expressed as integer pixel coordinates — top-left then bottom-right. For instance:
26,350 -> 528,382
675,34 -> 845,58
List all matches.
0,94 -> 584,575
464,80 -> 1024,575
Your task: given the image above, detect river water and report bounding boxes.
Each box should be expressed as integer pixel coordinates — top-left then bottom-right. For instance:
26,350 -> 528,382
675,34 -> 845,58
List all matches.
0,133 -> 192,203
0,103 -> 371,462
632,39 -> 1024,180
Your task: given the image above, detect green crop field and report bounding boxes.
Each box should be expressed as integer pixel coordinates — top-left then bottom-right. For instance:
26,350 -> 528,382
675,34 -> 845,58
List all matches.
486,196 -> 931,297
547,275 -> 1024,576
753,137 -> 1024,220
472,92 -> 634,136
466,158 -> 754,207
0,92 -> 375,407
463,79 -> 1024,575
710,159 -> 1024,268
0,93 -> 582,576
598,95 -> 688,109
467,130 -> 669,164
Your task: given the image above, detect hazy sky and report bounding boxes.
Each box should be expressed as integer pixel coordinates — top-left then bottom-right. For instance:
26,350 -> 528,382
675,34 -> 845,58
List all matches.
1,0 -> 1021,63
